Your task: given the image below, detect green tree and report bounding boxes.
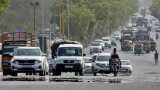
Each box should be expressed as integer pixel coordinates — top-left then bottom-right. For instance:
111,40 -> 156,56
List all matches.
150,0 -> 160,19
0,0 -> 10,15
50,0 -> 138,44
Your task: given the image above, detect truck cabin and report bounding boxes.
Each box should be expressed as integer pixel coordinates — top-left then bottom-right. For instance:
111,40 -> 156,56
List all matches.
51,40 -> 80,59
57,44 -> 83,57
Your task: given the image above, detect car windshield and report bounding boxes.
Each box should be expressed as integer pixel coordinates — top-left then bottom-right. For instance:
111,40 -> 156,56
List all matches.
15,48 -> 41,56
58,47 -> 82,56
122,61 -> 130,65
96,55 -> 110,61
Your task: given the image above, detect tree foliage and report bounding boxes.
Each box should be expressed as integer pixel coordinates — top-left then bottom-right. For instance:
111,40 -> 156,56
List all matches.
0,0 -> 10,15
150,0 -> 160,19
51,0 -> 138,44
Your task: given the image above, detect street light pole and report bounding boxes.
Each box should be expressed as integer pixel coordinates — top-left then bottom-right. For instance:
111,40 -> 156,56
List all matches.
67,0 -> 70,40
30,1 -> 39,33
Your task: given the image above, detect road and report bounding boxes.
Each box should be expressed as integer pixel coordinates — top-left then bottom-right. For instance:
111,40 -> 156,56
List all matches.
0,32 -> 159,90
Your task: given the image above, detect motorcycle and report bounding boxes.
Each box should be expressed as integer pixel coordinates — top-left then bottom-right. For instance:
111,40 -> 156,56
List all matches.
110,59 -> 121,76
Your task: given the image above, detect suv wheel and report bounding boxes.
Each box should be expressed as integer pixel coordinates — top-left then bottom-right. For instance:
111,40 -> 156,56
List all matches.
39,71 -> 45,76
11,72 -> 17,76
55,70 -> 61,76
79,70 -> 83,76
75,72 -> 78,76
3,71 -> 8,76
93,72 -> 97,76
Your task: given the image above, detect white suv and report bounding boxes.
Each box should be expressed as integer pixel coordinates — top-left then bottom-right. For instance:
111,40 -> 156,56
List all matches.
92,53 -> 111,76
54,44 -> 84,76
11,47 -> 49,76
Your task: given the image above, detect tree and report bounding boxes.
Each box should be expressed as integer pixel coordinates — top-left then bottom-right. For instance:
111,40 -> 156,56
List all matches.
0,0 -> 10,15
50,0 -> 138,44
150,0 -> 160,20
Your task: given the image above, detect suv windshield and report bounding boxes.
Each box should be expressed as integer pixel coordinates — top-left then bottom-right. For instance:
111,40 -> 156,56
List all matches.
96,55 -> 110,61
15,48 -> 41,56
58,47 -> 82,56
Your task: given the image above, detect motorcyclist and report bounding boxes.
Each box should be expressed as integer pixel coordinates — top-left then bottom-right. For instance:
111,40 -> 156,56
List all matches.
154,49 -> 159,64
109,48 -> 121,71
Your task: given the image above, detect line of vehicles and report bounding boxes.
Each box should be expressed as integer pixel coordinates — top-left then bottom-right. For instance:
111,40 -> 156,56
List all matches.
83,36 -> 132,76
0,31 -> 132,76
120,13 -> 157,55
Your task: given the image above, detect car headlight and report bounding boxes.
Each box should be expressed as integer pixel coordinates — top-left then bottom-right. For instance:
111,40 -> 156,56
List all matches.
13,61 -> 19,65
35,60 -> 41,64
75,60 -> 81,64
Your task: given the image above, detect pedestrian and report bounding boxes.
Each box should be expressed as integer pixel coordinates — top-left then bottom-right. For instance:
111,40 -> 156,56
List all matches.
154,50 -> 159,65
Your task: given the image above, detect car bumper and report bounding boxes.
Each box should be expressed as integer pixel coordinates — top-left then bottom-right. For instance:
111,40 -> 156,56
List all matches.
93,67 -> 110,73
56,64 -> 82,72
11,64 -> 43,73
119,68 -> 132,73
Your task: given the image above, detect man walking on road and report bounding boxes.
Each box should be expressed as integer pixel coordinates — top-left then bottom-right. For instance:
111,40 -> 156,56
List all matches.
154,50 -> 159,65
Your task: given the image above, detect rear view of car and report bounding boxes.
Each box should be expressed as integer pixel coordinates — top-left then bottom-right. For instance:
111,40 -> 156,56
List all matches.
102,37 -> 112,48
119,60 -> 133,75
92,53 -> 111,76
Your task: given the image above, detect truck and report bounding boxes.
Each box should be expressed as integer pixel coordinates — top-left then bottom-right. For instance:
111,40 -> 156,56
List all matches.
133,30 -> 156,53
0,32 -> 36,76
120,30 -> 133,51
50,40 -> 85,76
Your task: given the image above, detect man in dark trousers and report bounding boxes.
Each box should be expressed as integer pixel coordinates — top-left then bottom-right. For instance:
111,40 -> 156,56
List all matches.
154,50 -> 159,65
109,48 -> 121,71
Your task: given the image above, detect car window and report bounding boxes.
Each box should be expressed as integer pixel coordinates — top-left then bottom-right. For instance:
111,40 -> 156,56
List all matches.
96,55 -> 110,61
15,48 -> 41,56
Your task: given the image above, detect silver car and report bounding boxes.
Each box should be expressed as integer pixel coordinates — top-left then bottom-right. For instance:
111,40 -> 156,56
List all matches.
92,53 -> 111,76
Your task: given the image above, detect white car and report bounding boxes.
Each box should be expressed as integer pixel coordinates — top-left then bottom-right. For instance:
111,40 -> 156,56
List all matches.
112,33 -> 121,40
94,39 -> 105,48
119,60 -> 133,74
89,45 -> 102,55
92,53 -> 111,76
102,37 -> 111,48
11,47 -> 49,76
84,57 -> 92,74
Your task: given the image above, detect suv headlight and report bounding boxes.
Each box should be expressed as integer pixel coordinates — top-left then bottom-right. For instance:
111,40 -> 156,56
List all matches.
75,60 -> 81,64
35,60 -> 41,64
13,61 -> 19,65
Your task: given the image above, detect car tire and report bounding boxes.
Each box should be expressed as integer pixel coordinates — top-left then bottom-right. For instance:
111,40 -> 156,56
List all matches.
93,72 -> 97,76
55,70 -> 61,76
3,71 -> 8,76
79,70 -> 83,76
39,71 -> 45,76
75,72 -> 78,76
11,72 -> 17,76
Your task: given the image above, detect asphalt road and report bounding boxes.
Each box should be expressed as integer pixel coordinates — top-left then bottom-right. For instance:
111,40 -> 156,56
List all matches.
0,31 -> 160,90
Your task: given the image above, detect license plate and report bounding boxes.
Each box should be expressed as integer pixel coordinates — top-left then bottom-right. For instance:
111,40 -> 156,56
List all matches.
65,65 -> 73,68
23,65 -> 31,68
